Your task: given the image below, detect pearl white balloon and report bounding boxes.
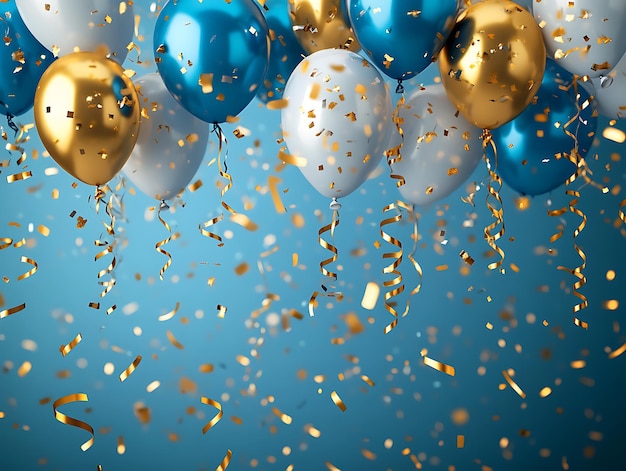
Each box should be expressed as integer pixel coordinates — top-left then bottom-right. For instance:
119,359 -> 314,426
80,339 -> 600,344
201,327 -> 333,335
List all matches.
533,0 -> 626,78
123,74 -> 209,201
391,85 -> 483,207
15,0 -> 134,63
281,49 -> 393,200
591,51 -> 626,119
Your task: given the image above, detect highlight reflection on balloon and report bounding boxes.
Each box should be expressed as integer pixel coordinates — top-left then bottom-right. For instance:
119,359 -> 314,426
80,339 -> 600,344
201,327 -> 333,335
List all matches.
438,0 -> 546,130
34,52 -> 140,187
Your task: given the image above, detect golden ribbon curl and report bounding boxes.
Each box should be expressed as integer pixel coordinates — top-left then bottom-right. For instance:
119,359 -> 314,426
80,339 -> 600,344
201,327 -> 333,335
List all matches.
481,130 -> 505,273
52,393 -> 94,451
92,186 -> 117,313
200,397 -> 232,470
405,205 -> 423,314
17,256 -> 38,281
156,201 -> 174,281
384,94 -> 406,188
309,206 -> 342,317
620,198 -> 626,224
380,201 -> 405,334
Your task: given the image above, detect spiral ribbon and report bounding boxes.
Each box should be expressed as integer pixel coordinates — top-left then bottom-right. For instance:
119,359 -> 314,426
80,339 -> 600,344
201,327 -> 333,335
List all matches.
200,397 -> 232,470
380,201 -> 406,334
481,131 -> 505,273
384,95 -> 406,188
620,198 -> 626,224
92,187 -> 117,314
52,393 -> 94,451
156,201 -> 173,281
404,205 -> 423,316
309,207 -> 341,317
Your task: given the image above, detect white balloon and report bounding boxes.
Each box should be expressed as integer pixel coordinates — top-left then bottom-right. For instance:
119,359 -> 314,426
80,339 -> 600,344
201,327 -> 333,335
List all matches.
281,49 -> 393,200
391,85 -> 482,207
15,0 -> 134,63
591,50 -> 626,119
533,0 -> 626,78
123,74 -> 209,201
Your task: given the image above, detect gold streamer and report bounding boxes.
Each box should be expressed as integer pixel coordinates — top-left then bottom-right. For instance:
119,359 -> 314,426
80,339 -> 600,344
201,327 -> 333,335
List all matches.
620,198 -> 626,223
309,208 -> 341,316
215,124 -> 236,216
215,449 -> 232,471
200,396 -> 224,434
119,355 -> 142,382
17,256 -> 38,281
608,342 -> 626,359
199,214 -> 225,247
482,131 -> 505,272
155,202 -> 173,280
380,201 -> 405,334
384,95 -> 406,188
59,333 -> 83,357
5,171 -> 31,183
502,370 -> 526,399
52,393 -> 94,451
158,302 -> 180,322
330,390 -> 347,412
92,187 -> 117,312
403,204 -> 423,317
0,302 -> 25,319
0,237 -> 12,250
422,354 -> 456,376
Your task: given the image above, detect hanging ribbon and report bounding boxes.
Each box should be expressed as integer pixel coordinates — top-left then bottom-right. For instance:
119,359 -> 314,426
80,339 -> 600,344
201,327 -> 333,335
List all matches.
384,94 -> 406,188
156,201 -> 173,281
92,186 -> 117,314
481,130 -> 505,273
380,201 -> 405,333
619,198 -> 626,224
404,204 -> 423,316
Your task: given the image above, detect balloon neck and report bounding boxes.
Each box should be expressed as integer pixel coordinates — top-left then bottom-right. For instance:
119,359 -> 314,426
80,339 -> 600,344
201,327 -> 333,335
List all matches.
5,113 -> 18,135
329,198 -> 342,211
159,200 -> 170,211
600,75 -> 613,88
395,80 -> 404,94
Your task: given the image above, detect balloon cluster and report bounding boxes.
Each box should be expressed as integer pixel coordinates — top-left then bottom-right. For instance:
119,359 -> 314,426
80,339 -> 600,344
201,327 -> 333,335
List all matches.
3,0 -> 626,203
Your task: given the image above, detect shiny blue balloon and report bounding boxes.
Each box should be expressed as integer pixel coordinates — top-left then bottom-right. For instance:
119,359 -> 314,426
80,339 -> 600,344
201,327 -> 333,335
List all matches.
347,0 -> 458,81
0,1 -> 54,117
154,0 -> 270,123
492,59 -> 597,196
257,0 -> 306,103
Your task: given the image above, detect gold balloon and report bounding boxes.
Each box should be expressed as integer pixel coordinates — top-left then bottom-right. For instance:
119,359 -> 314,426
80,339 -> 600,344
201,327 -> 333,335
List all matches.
438,0 -> 546,130
34,52 -> 140,186
289,0 -> 360,54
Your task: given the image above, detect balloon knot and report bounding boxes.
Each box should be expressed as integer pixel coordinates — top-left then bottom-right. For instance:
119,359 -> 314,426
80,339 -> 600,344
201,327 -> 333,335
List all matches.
329,198 -> 342,211
160,200 -> 170,211
395,80 -> 404,94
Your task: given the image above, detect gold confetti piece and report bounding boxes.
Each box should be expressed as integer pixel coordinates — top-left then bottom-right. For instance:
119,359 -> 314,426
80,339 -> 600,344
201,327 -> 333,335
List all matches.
330,390 -> 346,412
360,375 -> 375,387
422,354 -> 455,376
199,73 -> 213,94
199,214 -> 224,247
158,302 -> 180,322
200,396 -> 223,434
325,461 -> 341,471
119,355 -> 142,382
37,225 -> 50,237
0,302 -> 25,319
236,355 -> 250,366
361,281 -> 379,310
146,381 -> 160,393
6,171 -> 32,183
266,98 -> 288,110
166,330 -> 184,349
52,393 -> 94,451
155,204 -> 173,280
16,256 -> 38,281
59,333 -> 82,357
570,360 -> 586,369
234,262 -> 249,276
305,424 -> 321,438
608,342 -> 626,359
309,83 -> 321,99
117,436 -> 125,455
215,449 -> 232,471
361,449 -> 376,460
268,175 -> 286,214
217,304 -> 227,318
17,361 -> 31,377
278,148 -> 307,167
457,435 -> 465,448
502,370 -> 526,399
199,363 -> 214,373
460,250 -> 475,265
292,253 -> 299,266
539,387 -> 552,398
229,213 -> 258,231
271,407 -> 293,425
482,132 -> 505,273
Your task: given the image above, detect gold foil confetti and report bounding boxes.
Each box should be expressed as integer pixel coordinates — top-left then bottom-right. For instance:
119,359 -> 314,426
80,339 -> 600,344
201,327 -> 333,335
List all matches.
330,390 -> 346,412
482,132 -> 505,273
52,393 -> 94,451
271,407 -> 293,425
155,204 -> 173,280
166,330 -> 184,349
457,435 -> 465,448
460,250 -> 475,265
17,360 -> 31,377
200,396 -> 223,434
608,342 -> 626,359
229,213 -> 258,231
360,281 -> 379,310
217,304 -> 227,318
146,381 -> 160,393
59,333 -> 83,357
502,370 -> 526,399
6,171 -> 32,183
268,175 -> 287,213
158,302 -> 180,322
266,98 -> 288,110
422,354 -> 455,376
119,355 -> 142,382
236,355 -> 250,366
325,461 -> 341,471
117,436 -> 126,455
0,302 -> 25,319
17,256 -> 37,281
305,424 -> 321,438
539,387 -> 552,398
199,363 -> 214,373
360,375 -> 375,387
37,225 -> 50,237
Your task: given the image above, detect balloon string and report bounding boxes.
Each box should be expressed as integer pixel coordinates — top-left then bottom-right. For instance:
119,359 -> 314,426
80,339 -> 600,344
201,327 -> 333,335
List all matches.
92,186 -> 117,314
380,201 -> 405,334
404,205 -> 423,317
52,393 -> 94,452
384,95 -> 406,188
482,130 -> 505,273
156,201 -> 173,281
6,114 -> 19,136
309,208 -> 341,317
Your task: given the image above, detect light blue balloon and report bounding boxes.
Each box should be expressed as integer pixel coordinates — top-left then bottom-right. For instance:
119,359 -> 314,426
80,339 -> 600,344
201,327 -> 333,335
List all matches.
0,0 -> 54,117
257,0 -> 306,103
347,0 -> 459,81
492,60 -> 597,196
154,0 -> 270,124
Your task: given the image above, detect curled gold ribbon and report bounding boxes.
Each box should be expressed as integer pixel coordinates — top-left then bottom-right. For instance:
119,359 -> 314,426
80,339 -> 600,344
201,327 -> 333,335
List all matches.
214,124 -> 237,216
0,302 -> 25,319
309,209 -> 341,316
52,393 -> 94,451
200,396 -> 224,434
0,237 -> 12,250
119,355 -> 142,382
620,198 -> 626,224
156,202 -> 173,281
17,256 -> 38,281
380,201 -> 412,334
403,204 -> 423,318
199,214 -> 225,247
216,449 -> 232,471
482,131 -> 505,273
92,187 -> 117,313
60,333 -> 83,357
384,95 -> 406,188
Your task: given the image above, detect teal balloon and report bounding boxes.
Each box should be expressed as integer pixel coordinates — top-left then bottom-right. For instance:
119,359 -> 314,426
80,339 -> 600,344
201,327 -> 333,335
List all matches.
492,60 -> 597,196
154,0 -> 270,123
0,0 -> 54,117
257,0 -> 305,103
347,0 -> 458,81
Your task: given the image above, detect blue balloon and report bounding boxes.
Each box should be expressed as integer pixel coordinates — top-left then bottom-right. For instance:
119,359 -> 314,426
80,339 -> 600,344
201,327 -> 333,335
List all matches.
257,0 -> 306,103
154,0 -> 270,123
492,60 -> 597,196
0,1 -> 54,117
347,0 -> 458,81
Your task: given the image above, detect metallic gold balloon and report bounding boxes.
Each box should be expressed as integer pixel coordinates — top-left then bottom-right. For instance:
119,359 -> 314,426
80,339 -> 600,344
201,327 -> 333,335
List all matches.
288,0 -> 360,54
34,52 -> 140,186
438,0 -> 545,130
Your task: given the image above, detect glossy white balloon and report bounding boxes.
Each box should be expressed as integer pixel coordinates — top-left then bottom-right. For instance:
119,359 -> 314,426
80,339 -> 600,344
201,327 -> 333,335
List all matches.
15,0 -> 134,63
591,51 -> 626,119
281,49 -> 393,200
123,74 -> 209,201
391,85 -> 483,207
533,0 -> 626,78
